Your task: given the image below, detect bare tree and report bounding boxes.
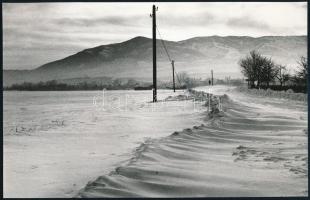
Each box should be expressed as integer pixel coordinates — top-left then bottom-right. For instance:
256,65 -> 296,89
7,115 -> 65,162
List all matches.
294,56 -> 308,86
176,72 -> 189,86
239,55 -> 255,87
261,57 -> 277,87
176,72 -> 200,89
239,50 -> 277,88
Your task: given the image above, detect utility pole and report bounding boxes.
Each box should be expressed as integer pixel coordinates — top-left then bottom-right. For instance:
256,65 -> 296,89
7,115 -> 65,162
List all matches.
211,70 -> 214,86
171,60 -> 175,92
152,5 -> 157,102
278,65 -> 285,86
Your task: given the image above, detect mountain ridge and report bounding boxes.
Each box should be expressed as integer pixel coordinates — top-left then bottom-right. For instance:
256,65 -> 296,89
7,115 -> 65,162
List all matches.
4,35 -> 307,86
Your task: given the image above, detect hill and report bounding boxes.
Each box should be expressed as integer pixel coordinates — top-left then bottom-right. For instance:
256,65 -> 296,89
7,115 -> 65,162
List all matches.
3,35 -> 307,86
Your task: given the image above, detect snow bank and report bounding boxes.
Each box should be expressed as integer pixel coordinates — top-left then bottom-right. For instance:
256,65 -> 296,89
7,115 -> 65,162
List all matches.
164,89 -> 226,116
78,86 -> 308,197
237,87 -> 307,102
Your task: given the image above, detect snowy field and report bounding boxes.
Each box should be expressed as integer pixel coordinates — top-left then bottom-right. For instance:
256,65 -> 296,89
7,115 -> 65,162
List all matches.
3,89 -> 206,197
3,86 -> 308,197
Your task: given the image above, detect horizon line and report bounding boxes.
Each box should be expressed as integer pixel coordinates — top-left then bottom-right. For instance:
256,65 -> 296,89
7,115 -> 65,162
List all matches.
3,34 -> 307,71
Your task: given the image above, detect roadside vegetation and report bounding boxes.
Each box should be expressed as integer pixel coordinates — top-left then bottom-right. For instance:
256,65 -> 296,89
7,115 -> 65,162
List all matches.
3,75 -> 200,91
4,79 -> 141,91
3,72 -> 212,91
239,50 -> 307,93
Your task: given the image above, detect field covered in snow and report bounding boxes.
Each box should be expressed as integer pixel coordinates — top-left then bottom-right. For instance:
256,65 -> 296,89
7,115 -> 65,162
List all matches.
3,86 -> 308,197
3,89 -> 206,197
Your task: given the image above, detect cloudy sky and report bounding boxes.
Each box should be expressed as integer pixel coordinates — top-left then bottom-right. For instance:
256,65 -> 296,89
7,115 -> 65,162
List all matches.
3,2 -> 307,70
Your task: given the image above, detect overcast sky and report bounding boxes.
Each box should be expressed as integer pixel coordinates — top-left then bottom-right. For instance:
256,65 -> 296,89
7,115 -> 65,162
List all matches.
3,2 -> 307,70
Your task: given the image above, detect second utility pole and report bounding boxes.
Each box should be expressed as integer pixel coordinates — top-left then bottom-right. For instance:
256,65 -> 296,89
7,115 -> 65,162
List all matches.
172,60 -> 175,92
152,5 -> 157,102
211,69 -> 214,86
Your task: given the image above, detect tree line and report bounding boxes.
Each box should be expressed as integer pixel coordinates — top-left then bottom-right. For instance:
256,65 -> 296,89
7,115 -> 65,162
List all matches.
239,50 -> 307,93
4,74 -> 213,91
4,79 -> 142,91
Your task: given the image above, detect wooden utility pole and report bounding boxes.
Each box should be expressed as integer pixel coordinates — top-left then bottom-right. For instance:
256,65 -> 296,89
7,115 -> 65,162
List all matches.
171,60 -> 175,92
278,65 -> 285,86
211,70 -> 214,86
152,5 -> 157,102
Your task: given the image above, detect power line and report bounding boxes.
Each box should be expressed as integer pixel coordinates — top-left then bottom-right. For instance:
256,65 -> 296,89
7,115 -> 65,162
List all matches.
156,26 -> 172,62
156,25 -> 181,85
